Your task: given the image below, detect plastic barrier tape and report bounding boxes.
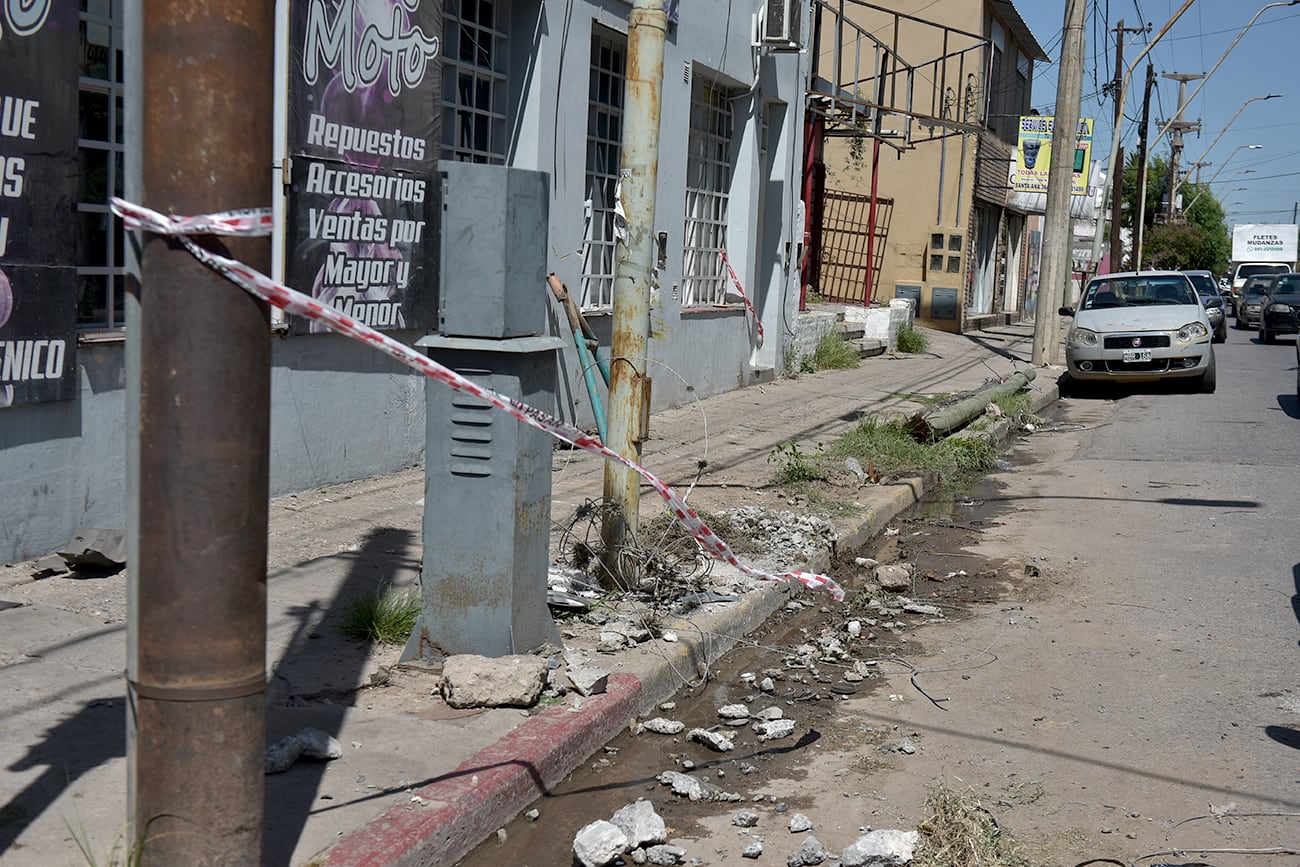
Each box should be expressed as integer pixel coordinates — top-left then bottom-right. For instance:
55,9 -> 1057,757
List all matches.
112,197 -> 843,601
719,247 -> 765,348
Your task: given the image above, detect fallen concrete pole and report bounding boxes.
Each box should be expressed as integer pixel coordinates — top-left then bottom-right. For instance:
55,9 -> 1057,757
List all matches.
904,368 -> 1037,442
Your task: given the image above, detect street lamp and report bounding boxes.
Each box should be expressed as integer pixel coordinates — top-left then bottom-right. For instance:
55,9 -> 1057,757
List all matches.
1206,144 -> 1263,188
1184,94 -> 1281,185
1184,169 -> 1257,213
1111,0 -> 1300,269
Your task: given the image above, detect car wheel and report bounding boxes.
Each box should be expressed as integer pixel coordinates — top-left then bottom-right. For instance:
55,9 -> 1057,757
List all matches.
1199,352 -> 1216,394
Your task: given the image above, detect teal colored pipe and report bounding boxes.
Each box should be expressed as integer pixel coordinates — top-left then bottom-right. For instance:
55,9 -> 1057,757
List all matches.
573,332 -> 607,443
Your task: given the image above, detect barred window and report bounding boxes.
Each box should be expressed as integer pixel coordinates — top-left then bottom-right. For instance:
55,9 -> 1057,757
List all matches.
442,0 -> 508,163
76,0 -> 127,330
681,80 -> 734,307
579,30 -> 626,311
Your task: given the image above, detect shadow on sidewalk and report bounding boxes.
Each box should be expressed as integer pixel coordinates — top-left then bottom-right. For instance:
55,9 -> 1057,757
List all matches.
0,698 -> 124,856
263,526 -> 418,866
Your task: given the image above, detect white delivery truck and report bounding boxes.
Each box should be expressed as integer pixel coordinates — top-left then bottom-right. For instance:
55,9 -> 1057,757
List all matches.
1229,224 -> 1298,300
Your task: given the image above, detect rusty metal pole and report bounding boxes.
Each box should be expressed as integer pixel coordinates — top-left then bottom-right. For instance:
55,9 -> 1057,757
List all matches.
127,0 -> 273,861
600,0 -> 665,588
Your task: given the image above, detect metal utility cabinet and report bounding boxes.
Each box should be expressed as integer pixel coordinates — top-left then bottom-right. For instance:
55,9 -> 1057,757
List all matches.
403,162 -> 562,661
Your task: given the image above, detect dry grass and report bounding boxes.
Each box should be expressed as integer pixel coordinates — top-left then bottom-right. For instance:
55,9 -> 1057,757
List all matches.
912,784 -> 1043,867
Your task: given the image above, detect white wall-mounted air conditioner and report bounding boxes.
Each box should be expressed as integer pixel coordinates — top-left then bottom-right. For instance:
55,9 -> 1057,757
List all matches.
761,0 -> 802,50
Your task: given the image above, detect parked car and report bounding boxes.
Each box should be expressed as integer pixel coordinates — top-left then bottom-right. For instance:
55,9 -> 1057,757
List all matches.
1182,269 -> 1227,342
1235,275 -> 1277,328
1060,271 -> 1215,393
1258,272 -> 1300,344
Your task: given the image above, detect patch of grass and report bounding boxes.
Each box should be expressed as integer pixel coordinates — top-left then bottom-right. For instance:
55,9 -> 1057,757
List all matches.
913,785 -> 1040,867
339,585 -> 421,645
993,390 -> 1031,418
810,330 -> 861,370
768,440 -> 826,484
896,323 -> 928,354
830,416 -> 1000,490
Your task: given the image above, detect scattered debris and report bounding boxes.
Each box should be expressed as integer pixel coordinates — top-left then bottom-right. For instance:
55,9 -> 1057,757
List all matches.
876,563 -> 914,592
788,813 -> 814,833
742,840 -> 764,858
573,819 -> 628,867
656,770 -> 742,802
55,528 -> 126,573
733,811 -> 760,828
440,654 -> 548,709
754,719 -> 797,741
610,799 -> 667,849
264,727 -> 342,774
718,704 -> 750,720
787,834 -> 828,865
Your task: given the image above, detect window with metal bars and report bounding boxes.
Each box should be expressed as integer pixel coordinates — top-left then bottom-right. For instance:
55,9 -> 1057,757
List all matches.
76,0 -> 127,331
441,0 -> 508,164
579,29 -> 626,311
681,79 -> 734,307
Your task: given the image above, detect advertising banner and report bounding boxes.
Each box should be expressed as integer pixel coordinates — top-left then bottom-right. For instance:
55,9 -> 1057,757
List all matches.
1012,116 -> 1094,197
286,0 -> 442,333
1231,224 -> 1298,262
0,0 -> 80,406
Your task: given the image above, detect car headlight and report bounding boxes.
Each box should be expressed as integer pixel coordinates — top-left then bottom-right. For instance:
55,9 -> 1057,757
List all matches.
1176,322 -> 1209,341
1267,302 -> 1293,314
1068,327 -> 1098,346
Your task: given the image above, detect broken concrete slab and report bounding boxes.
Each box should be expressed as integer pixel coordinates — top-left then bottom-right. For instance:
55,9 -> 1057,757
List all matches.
440,654 -> 548,709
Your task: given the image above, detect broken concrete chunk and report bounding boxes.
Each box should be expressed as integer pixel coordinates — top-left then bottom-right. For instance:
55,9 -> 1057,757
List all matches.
637,717 -> 686,736
440,654 -> 548,709
756,706 -> 784,721
840,829 -> 921,866
573,820 -> 629,867
688,727 -> 735,752
657,770 -> 742,802
875,564 -> 913,592
732,810 -> 760,827
56,528 -> 126,571
788,834 -> 828,865
718,703 -> 750,720
759,677 -> 776,693
788,813 -> 814,833
902,602 -> 942,617
610,799 -> 667,849
753,719 -> 796,741
742,841 -> 764,859
566,663 -> 610,697
644,844 -> 686,865
264,727 -> 342,774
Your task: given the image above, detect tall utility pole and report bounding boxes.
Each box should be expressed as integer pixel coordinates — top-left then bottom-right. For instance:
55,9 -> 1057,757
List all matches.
130,0 -> 273,861
1133,63 -> 1155,269
600,0 -> 665,588
1033,0 -> 1086,367
1160,72 -> 1204,221
1108,20 -> 1149,269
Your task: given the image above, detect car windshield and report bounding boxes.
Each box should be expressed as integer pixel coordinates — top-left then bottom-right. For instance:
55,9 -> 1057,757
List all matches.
1184,273 -> 1217,295
1081,277 -> 1196,310
1271,276 -> 1300,294
1244,279 -> 1275,295
1239,264 -> 1288,280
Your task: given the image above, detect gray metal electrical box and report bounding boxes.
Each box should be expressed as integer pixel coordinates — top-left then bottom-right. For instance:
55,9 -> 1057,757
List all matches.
438,161 -> 550,338
930,287 -> 959,320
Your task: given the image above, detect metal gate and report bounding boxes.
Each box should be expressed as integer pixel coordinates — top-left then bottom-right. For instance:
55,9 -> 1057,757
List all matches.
817,189 -> 893,306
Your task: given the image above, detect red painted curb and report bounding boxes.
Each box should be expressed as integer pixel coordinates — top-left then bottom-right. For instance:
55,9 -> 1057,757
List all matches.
323,672 -> 642,867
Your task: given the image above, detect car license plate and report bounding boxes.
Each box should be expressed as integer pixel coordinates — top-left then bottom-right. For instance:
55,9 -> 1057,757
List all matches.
1122,349 -> 1151,363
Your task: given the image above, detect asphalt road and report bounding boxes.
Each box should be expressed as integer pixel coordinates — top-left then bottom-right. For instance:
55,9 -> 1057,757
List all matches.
461,323 -> 1300,867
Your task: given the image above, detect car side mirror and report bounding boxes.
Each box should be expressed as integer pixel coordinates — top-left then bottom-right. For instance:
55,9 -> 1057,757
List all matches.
1205,298 -> 1222,309
1058,306 -> 1075,317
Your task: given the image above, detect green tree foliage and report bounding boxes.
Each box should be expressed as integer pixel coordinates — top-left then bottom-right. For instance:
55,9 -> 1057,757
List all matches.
1120,152 -> 1230,272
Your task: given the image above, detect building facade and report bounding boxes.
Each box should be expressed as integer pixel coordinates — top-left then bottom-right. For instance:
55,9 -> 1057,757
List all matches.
0,0 -> 812,563
809,0 -> 1045,332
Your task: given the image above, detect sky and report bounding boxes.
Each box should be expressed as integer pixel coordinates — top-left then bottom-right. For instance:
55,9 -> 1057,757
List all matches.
1016,0 -> 1300,227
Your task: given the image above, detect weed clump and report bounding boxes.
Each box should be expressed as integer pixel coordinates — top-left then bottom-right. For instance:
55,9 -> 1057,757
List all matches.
339,585 -> 421,645
896,323 -> 928,354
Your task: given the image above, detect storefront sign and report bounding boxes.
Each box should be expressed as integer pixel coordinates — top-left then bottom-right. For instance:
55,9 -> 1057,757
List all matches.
1011,116 -> 1093,197
286,0 -> 442,334
0,0 -> 80,406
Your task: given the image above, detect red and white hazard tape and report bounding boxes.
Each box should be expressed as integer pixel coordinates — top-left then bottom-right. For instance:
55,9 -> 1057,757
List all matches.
719,247 -> 764,348
111,197 -> 842,601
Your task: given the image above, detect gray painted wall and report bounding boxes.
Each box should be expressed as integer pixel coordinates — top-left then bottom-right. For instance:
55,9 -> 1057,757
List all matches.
1,0 -> 810,563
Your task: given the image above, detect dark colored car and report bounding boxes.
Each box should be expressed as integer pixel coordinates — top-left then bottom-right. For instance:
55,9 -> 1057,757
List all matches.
1235,275 -> 1277,328
1258,272 -> 1300,343
1182,270 -> 1227,342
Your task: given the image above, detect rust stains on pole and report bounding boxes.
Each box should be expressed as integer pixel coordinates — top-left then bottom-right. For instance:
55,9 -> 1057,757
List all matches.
129,0 -> 273,861
600,0 -> 665,589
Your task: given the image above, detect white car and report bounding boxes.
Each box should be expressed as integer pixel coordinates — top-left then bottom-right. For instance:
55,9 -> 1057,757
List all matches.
1060,271 -> 1216,393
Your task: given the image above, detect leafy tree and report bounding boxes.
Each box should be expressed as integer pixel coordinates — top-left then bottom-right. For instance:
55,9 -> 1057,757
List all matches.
1118,151 -> 1230,272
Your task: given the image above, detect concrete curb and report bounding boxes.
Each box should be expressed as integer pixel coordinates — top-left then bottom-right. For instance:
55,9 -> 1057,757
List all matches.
322,379 -> 1061,867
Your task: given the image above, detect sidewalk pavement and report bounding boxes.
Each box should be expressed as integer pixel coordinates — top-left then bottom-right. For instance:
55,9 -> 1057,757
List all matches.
0,321 -> 1056,866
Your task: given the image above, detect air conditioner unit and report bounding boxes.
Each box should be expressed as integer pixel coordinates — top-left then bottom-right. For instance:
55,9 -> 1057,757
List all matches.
762,0 -> 801,50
